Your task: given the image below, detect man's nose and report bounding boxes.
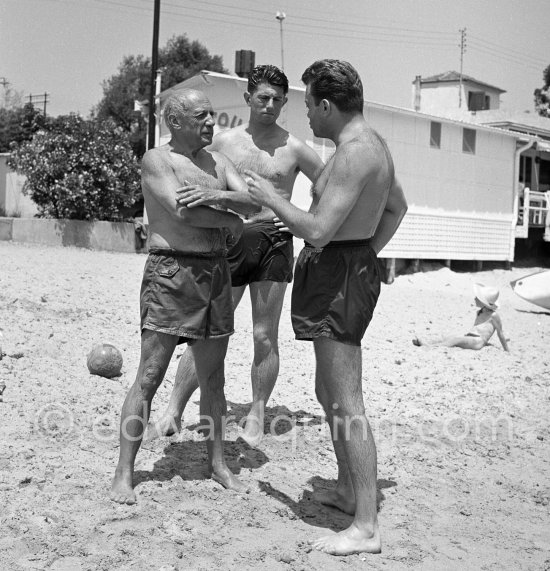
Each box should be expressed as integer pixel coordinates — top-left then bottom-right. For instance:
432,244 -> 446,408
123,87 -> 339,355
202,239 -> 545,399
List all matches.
206,114 -> 215,125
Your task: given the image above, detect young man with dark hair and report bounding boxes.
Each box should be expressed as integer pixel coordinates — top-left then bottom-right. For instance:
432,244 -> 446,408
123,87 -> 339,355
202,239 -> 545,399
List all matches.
150,65 -> 323,446
247,59 -> 408,556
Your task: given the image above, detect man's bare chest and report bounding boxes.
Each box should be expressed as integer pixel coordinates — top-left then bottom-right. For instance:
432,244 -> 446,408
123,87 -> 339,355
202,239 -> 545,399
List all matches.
171,156 -> 225,189
227,143 -> 296,183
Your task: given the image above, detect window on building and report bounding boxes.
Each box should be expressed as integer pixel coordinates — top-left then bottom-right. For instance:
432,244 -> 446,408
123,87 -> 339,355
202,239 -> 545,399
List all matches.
430,121 -> 441,148
539,158 -> 550,187
519,155 -> 532,186
463,128 -> 476,154
468,91 -> 489,111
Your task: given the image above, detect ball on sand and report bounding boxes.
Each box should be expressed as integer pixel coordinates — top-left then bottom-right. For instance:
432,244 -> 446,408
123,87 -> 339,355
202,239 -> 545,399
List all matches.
87,343 -> 123,378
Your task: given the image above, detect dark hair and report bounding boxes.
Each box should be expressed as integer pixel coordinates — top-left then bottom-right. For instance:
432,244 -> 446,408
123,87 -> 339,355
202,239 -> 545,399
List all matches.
247,64 -> 289,95
301,59 -> 363,113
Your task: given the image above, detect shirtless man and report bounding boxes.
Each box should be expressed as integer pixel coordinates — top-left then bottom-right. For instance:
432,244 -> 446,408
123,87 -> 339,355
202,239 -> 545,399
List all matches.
414,283 -> 509,351
151,65 -> 323,446
111,89 -> 259,504
247,59 -> 408,555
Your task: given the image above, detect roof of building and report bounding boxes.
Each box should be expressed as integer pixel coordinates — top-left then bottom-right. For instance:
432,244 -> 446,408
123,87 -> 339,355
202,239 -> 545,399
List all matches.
416,71 -> 506,93
468,109 -> 550,138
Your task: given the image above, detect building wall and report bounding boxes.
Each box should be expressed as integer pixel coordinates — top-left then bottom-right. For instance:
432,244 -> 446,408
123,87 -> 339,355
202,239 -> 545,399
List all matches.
417,83 -> 501,117
0,154 -> 38,217
161,73 -> 520,261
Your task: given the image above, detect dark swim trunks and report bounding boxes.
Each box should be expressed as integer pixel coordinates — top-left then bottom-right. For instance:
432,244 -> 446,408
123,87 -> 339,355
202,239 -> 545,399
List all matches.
140,248 -> 234,344
291,239 -> 381,346
227,220 -> 294,287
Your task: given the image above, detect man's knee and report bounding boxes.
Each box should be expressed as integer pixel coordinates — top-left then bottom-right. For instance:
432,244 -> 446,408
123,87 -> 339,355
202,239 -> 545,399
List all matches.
139,361 -> 166,395
252,323 -> 278,355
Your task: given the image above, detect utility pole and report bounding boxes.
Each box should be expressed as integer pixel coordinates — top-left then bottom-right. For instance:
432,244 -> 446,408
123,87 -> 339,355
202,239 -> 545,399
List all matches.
275,11 -> 286,71
458,28 -> 467,108
148,0 -> 161,150
154,67 -> 164,148
27,92 -> 49,116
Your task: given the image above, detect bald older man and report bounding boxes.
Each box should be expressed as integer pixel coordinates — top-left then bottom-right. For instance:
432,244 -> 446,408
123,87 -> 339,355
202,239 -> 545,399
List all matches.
111,89 -> 259,504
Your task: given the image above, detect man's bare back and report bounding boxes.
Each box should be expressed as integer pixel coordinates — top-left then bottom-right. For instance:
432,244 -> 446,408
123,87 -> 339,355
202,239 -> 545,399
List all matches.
310,128 -> 395,243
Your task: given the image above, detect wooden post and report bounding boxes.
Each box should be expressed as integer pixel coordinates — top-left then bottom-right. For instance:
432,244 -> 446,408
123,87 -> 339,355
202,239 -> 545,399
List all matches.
385,258 -> 396,284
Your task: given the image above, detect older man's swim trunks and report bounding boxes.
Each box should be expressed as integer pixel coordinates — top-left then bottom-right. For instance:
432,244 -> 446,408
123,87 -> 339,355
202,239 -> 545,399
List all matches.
227,220 -> 294,287
140,248 -> 233,344
291,239 -> 380,346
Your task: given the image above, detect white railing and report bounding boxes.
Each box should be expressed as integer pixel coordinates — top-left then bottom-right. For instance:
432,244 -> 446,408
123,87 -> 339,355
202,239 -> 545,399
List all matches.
515,187 -> 550,241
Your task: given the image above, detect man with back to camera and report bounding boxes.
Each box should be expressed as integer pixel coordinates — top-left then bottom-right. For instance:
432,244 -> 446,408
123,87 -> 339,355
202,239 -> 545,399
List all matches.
247,59 -> 408,555
111,88 -> 260,504
150,65 -> 324,446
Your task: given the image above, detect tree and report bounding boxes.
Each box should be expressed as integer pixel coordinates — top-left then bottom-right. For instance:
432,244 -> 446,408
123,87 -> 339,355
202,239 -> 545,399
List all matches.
0,103 -> 45,152
8,115 -> 141,221
95,34 -> 228,156
534,64 -> 550,117
0,84 -> 24,109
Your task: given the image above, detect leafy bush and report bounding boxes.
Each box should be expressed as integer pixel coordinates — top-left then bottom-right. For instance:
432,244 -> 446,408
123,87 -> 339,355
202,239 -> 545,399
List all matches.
0,103 -> 45,152
8,115 -> 141,221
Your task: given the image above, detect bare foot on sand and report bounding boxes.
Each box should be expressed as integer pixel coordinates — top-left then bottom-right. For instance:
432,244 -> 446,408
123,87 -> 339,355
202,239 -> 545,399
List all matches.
210,466 -> 250,494
314,487 -> 355,515
239,415 -> 264,448
145,415 -> 181,441
110,468 -> 137,505
311,523 -> 381,556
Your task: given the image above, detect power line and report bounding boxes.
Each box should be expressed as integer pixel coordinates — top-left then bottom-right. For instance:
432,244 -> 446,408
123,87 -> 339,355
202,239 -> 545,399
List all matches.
87,0 -> 458,45
468,39 -> 544,72
468,33 -> 548,66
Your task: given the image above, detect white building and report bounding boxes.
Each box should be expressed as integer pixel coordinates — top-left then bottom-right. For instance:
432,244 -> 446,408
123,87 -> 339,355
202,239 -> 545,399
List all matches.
160,71 -> 525,262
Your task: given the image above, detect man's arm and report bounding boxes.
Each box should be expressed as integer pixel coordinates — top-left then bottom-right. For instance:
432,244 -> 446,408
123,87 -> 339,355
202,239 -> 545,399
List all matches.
176,152 -> 260,216
370,178 -> 408,255
142,150 -> 242,234
493,315 -> 510,352
246,141 -> 373,248
293,138 -> 324,183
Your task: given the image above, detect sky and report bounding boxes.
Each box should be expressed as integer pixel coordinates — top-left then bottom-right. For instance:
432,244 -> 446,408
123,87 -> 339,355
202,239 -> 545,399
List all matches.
1,0 -> 549,118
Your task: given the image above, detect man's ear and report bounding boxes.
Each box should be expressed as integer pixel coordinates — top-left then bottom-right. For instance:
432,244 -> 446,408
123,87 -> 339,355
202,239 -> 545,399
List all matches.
166,113 -> 180,131
282,95 -> 288,107
321,99 -> 330,114
243,91 -> 251,105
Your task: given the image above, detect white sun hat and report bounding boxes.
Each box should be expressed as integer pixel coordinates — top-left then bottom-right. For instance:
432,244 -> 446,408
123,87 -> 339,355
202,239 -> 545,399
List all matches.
473,283 -> 500,310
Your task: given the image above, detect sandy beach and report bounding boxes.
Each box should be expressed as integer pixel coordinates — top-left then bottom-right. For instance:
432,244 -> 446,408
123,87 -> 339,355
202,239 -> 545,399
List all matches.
0,240 -> 549,571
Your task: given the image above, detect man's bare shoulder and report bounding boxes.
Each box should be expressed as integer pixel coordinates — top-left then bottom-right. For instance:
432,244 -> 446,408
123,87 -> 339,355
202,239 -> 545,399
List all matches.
208,148 -> 231,166
337,128 -> 387,164
141,145 -> 172,170
287,132 -> 311,153
212,125 -> 249,147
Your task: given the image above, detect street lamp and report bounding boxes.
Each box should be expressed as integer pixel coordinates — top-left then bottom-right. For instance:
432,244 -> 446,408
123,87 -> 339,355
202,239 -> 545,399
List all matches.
275,11 -> 286,71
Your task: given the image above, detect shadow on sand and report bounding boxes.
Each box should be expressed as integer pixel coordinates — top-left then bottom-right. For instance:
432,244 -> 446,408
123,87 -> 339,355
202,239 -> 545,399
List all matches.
134,437 -> 269,487
183,400 -> 326,438
258,476 -> 397,532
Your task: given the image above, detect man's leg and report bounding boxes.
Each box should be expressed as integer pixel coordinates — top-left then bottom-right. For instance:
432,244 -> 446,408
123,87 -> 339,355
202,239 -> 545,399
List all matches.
311,337 -> 381,555
111,330 -> 178,504
313,378 -> 356,515
190,336 -> 248,493
151,286 -> 247,438
241,280 -> 287,446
